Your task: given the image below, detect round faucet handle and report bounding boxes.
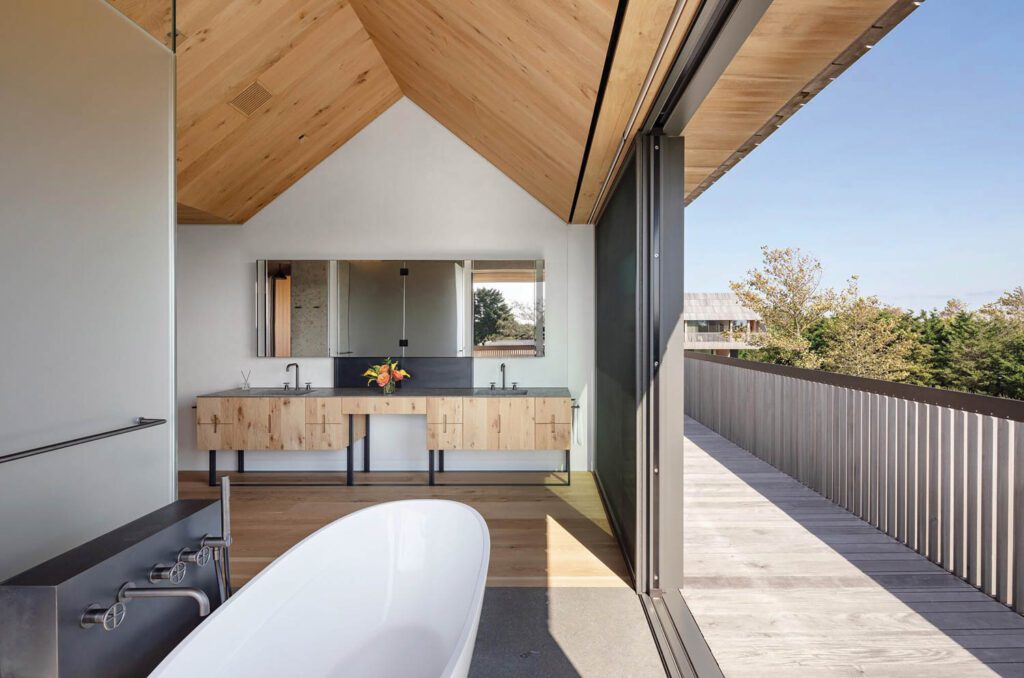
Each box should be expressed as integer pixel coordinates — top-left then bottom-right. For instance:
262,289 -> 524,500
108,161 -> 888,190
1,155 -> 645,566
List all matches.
489,382 -> 496,390
283,382 -> 290,390
305,382 -> 312,391
81,601 -> 127,631
149,561 -> 187,585
178,545 -> 213,567
512,382 -> 519,390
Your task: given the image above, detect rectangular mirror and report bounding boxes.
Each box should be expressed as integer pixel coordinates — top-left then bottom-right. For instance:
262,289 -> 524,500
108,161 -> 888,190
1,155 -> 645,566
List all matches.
257,259 -> 544,358
471,260 -> 545,358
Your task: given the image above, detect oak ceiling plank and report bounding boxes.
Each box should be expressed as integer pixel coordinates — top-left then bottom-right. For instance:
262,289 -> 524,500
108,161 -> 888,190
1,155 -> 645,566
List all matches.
178,20 -> 400,220
574,0 -> 701,224
176,0 -> 341,131
178,6 -> 380,192
682,0 -> 901,200
218,63 -> 400,220
175,0 -> 400,222
106,0 -> 172,47
350,0 -> 617,220
573,0 -> 700,227
177,3 -> 363,173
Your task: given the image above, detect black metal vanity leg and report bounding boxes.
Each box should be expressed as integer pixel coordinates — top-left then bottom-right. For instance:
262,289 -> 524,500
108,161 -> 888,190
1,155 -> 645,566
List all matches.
439,449 -> 445,473
428,450 -> 435,486
347,414 -> 354,486
364,416 -> 371,472
208,451 -> 217,487
566,449 -> 571,486
236,450 -> 245,473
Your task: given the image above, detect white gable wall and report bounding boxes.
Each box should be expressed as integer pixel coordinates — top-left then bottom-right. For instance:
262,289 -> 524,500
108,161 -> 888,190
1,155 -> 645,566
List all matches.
176,97 -> 594,472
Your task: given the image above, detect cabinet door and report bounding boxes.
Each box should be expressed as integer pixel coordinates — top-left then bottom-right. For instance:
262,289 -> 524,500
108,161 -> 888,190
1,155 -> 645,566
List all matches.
234,398 -> 270,449
305,422 -> 348,450
427,397 -> 462,424
497,398 -> 535,450
535,423 -> 571,450
462,398 -> 499,450
427,423 -> 463,449
269,397 -> 305,450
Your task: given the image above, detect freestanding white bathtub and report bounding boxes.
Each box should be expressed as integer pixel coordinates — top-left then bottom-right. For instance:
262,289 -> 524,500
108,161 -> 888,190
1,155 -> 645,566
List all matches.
150,500 -> 490,678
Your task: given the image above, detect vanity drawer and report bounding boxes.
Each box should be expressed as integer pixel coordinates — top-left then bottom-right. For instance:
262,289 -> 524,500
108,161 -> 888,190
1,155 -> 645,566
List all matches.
305,421 -> 349,450
197,398 -> 234,425
535,423 -> 571,450
427,397 -> 462,424
427,423 -> 462,449
535,397 -> 571,425
305,397 -> 345,424
343,396 -> 427,415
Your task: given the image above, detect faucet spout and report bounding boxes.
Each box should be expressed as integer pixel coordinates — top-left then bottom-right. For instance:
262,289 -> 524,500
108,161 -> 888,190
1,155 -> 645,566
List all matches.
500,362 -> 507,390
118,583 -> 211,617
286,362 -> 299,390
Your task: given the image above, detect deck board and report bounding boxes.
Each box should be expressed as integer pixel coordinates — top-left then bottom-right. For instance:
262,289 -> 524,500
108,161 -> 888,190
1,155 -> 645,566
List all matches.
684,417 -> 1024,677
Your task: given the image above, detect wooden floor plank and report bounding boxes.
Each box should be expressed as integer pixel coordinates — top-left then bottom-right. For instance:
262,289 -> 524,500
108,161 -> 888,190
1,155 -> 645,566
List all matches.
179,470 -> 631,589
684,417 -> 1024,676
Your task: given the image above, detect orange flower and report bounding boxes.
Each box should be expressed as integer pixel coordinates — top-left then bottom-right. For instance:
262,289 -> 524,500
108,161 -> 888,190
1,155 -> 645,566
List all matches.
379,363 -> 390,374
376,372 -> 391,387
393,369 -> 409,381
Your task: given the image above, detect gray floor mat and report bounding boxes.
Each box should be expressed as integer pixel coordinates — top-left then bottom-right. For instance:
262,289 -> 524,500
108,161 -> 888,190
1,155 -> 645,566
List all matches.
470,587 -> 666,678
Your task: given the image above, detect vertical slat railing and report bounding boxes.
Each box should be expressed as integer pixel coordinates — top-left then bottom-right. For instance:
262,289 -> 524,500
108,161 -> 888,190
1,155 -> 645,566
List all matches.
685,354 -> 1024,613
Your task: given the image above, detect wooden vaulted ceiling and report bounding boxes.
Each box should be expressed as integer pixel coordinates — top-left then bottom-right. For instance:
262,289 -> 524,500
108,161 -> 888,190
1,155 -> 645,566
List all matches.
168,0 -> 620,224
109,0 -> 918,225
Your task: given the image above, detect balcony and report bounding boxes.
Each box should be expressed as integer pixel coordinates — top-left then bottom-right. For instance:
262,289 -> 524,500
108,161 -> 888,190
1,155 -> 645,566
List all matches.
684,352 -> 1024,675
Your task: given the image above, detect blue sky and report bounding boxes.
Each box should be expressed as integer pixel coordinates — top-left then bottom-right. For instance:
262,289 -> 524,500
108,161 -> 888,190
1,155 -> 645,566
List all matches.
684,0 -> 1024,313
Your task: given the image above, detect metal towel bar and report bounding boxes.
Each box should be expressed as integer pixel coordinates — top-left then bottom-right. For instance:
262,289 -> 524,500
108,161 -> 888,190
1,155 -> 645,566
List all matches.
0,417 -> 167,465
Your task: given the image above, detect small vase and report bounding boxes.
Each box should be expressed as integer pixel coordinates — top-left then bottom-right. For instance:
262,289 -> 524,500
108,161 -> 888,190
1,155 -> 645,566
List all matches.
382,382 -> 396,395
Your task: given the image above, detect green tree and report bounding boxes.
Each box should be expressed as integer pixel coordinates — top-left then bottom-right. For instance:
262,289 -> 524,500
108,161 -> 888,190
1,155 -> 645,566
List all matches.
818,282 -> 920,381
729,246 -> 836,368
473,287 -> 513,345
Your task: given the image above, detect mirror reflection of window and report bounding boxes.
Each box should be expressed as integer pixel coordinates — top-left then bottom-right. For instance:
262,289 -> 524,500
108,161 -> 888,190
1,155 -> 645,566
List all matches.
471,260 -> 544,358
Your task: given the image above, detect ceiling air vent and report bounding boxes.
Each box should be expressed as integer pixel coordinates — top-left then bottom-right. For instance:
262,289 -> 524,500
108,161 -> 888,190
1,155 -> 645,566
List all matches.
229,81 -> 272,116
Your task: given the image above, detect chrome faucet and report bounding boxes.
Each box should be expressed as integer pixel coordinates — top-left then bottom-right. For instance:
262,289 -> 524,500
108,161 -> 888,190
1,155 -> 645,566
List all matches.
286,362 -> 299,390
500,362 -> 507,390
118,582 -> 211,616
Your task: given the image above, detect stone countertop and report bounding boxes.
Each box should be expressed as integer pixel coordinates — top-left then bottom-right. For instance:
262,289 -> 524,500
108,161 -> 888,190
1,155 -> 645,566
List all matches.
199,386 -> 572,398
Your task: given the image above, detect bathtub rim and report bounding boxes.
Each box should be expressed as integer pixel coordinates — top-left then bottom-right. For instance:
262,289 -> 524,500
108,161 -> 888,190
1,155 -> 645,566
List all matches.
149,499 -> 491,678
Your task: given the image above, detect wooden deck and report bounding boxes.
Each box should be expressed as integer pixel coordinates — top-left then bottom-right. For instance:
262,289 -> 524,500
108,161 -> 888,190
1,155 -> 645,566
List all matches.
179,471 -> 630,589
684,418 -> 1024,677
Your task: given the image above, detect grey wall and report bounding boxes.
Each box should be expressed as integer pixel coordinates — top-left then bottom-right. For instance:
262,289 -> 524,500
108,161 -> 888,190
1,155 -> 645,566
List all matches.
0,0 -> 175,579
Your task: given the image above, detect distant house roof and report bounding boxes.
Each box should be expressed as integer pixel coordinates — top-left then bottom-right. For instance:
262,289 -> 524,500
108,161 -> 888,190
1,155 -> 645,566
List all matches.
683,293 -> 760,321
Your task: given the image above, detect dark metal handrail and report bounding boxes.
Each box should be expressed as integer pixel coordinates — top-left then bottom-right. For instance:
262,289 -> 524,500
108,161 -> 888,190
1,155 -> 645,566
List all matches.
0,417 -> 167,465
685,350 -> 1024,422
